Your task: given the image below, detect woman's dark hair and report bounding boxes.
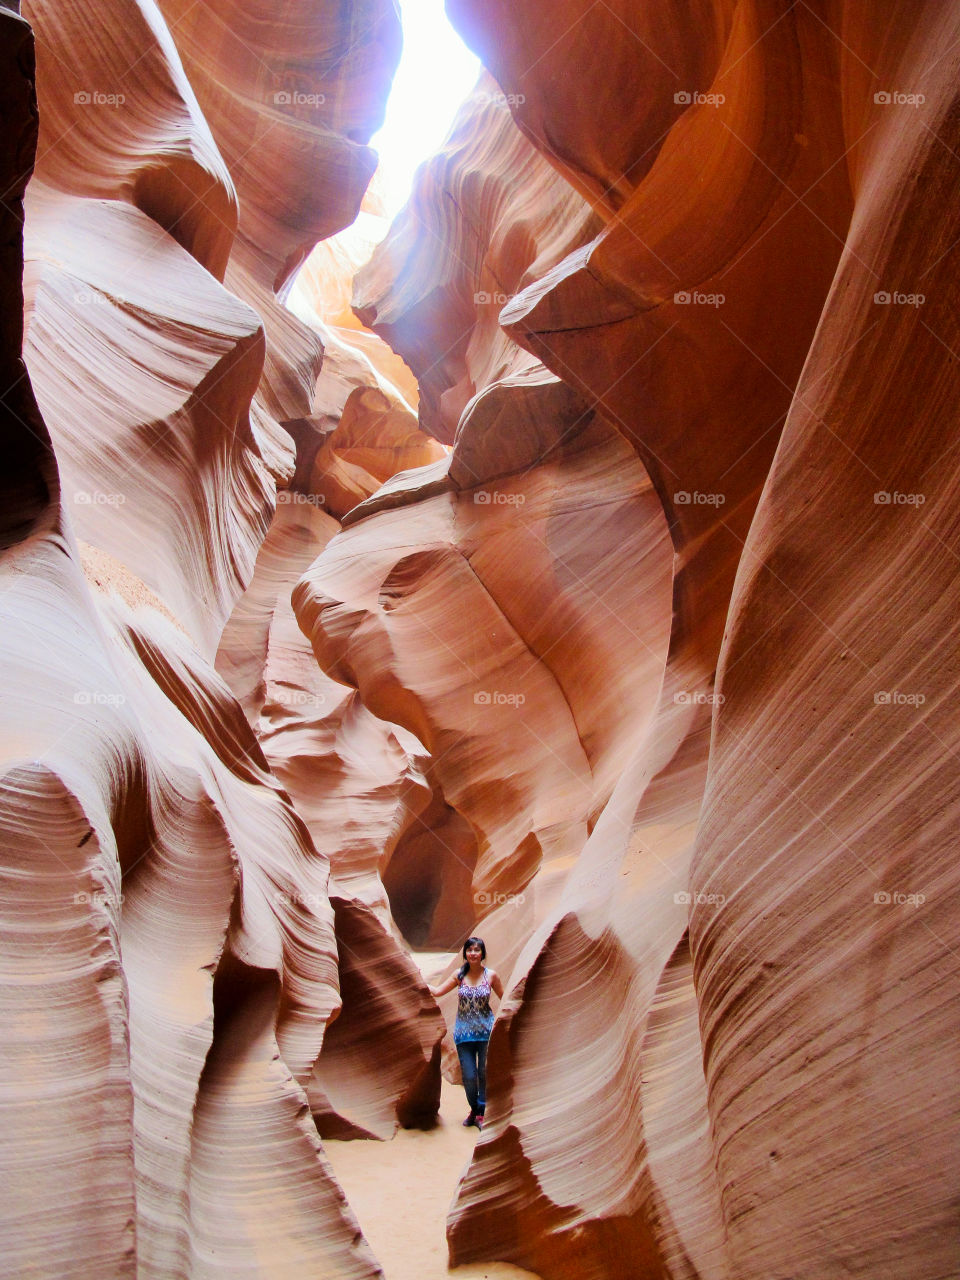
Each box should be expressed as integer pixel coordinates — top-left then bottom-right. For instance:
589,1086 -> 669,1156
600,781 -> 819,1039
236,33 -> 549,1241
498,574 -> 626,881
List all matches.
457,935 -> 486,979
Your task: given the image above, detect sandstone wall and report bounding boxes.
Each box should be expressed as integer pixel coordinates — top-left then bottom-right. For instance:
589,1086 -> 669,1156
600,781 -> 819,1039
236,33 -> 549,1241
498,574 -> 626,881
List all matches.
302,4 -> 956,1278
0,2 -> 410,1275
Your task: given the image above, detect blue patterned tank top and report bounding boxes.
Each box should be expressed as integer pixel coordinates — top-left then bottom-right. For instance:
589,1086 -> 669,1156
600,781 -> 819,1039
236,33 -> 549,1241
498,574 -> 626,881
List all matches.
453,967 -> 495,1044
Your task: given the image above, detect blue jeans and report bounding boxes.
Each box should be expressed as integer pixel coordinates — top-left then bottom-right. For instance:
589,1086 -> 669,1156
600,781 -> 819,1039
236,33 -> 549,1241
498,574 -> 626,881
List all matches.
456,1039 -> 489,1114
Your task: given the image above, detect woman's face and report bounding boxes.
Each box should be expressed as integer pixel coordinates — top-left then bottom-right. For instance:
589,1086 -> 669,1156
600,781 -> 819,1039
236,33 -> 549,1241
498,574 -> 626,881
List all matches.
465,943 -> 483,965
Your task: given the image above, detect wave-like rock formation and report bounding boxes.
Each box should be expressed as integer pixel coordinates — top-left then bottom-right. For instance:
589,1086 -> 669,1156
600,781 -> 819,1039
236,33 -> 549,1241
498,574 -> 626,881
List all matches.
23,0 -> 267,655
305,6 -> 960,1280
417,4 -> 957,1279
153,0 -> 401,435
290,186 -> 422,412
298,78 -> 675,1088
353,73 -> 604,453
215,495 -> 445,1140
1,0 -> 414,1275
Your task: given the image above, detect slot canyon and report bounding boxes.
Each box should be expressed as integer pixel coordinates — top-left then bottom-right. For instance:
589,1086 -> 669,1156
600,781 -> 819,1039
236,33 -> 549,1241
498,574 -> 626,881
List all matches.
1,1 -> 959,1277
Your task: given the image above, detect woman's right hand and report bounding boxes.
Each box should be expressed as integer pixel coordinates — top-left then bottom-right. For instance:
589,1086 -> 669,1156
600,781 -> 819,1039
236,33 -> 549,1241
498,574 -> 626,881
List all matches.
428,973 -> 458,999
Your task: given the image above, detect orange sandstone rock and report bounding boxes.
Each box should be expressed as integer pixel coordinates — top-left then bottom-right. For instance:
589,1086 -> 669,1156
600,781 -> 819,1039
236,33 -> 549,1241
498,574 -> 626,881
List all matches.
298,86 -> 674,1105
2,4 -> 402,1276
215,495 -> 447,1140
435,3 -> 960,1278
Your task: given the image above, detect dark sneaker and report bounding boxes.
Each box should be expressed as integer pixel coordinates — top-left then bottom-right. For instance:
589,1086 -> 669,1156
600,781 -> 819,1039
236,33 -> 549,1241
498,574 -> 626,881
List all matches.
462,1112 -> 476,1127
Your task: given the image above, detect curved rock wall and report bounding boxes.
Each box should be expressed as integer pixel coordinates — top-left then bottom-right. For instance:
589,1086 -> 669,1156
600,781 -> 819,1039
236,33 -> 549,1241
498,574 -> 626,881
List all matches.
422,3 -> 958,1278
1,1 -> 405,1276
296,74 -> 676,1099
302,3 -> 959,1278
690,8 -> 960,1275
215,493 -> 445,1140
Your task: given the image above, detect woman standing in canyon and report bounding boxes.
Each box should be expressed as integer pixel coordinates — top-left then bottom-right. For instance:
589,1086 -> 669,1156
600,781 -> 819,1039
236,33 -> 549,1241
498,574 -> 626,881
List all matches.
430,937 -> 504,1130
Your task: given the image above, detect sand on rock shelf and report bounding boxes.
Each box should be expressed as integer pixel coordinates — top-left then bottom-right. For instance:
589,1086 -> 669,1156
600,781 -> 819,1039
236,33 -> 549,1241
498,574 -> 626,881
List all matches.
1,2 -> 958,1279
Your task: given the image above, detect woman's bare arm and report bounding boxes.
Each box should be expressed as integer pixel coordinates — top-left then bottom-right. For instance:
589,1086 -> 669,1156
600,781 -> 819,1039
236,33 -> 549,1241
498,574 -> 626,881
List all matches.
489,969 -> 504,1000
428,973 -> 459,998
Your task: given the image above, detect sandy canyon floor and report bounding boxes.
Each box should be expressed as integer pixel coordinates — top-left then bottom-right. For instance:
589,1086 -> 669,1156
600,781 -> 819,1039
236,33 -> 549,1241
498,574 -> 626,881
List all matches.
326,1080 -> 538,1280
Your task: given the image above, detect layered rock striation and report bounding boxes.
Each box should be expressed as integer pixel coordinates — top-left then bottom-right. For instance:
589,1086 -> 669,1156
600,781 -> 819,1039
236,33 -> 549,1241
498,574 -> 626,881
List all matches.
0,1 -> 422,1276
423,4 -> 960,1278
298,79 -> 675,981
302,4 -> 959,1279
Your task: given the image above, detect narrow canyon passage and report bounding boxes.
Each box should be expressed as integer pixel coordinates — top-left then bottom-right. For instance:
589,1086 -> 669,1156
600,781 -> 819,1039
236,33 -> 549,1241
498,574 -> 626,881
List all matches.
325,1078 -> 539,1280
325,956 -> 537,1280
2,2 -> 959,1279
